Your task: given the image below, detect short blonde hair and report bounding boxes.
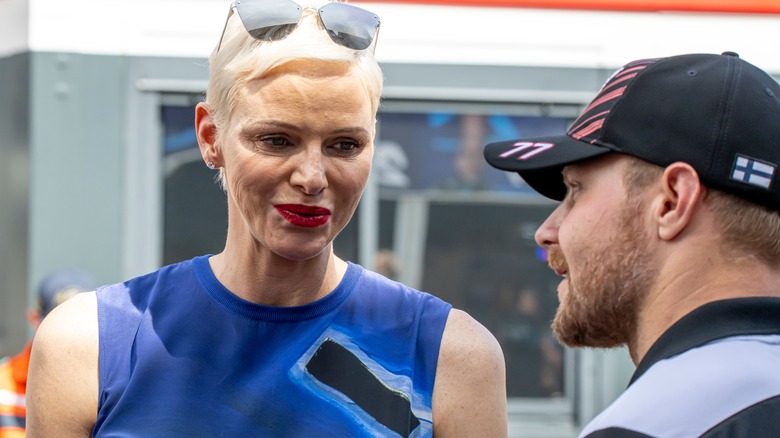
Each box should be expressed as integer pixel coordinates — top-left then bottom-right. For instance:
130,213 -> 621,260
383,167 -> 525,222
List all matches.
205,0 -> 383,137
204,1 -> 383,189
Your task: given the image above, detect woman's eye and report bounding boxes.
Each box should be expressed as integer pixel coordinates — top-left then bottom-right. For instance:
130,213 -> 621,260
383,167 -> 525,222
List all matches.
260,136 -> 291,148
332,140 -> 361,152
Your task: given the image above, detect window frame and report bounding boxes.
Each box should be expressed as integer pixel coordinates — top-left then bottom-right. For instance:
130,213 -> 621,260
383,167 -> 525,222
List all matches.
130,72 -> 633,435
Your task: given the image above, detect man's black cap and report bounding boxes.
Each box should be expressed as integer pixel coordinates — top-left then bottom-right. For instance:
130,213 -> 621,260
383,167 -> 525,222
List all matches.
484,52 -> 780,209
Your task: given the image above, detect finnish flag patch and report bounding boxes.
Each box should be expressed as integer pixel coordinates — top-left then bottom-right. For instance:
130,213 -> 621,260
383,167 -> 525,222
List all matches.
731,155 -> 775,190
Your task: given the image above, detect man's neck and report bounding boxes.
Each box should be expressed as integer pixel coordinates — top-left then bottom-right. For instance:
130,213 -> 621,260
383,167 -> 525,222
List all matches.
630,251 -> 780,365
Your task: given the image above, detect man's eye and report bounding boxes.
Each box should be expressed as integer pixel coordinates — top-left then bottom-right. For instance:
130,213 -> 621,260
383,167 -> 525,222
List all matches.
564,183 -> 582,203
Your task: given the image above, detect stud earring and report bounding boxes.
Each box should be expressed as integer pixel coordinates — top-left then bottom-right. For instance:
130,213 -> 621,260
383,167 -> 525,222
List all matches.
207,161 -> 216,170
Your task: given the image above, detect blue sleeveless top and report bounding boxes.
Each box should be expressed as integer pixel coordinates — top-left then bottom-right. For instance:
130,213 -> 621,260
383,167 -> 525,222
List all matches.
94,256 -> 451,437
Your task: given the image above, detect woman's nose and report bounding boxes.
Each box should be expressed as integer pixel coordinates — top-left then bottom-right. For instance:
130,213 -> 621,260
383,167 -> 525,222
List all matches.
290,147 -> 327,195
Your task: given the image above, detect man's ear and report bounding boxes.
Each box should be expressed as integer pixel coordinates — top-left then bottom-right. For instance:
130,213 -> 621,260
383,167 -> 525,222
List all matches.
654,162 -> 703,241
195,102 -> 222,168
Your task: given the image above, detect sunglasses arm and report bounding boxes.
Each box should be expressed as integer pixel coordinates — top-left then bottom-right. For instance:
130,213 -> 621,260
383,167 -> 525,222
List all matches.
371,22 -> 381,55
215,5 -> 237,53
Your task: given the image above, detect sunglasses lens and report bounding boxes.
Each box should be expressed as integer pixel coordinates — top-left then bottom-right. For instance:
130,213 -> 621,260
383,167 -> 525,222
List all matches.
318,3 -> 380,50
235,0 -> 302,42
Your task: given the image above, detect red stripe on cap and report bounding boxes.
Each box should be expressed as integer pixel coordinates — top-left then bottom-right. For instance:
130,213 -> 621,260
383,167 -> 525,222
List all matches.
603,72 -> 639,90
571,119 -> 604,140
597,64 -> 649,94
614,65 -> 647,78
580,86 -> 627,115
568,110 -> 609,135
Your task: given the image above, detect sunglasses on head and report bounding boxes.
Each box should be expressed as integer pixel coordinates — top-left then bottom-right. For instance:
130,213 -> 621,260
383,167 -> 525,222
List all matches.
217,0 -> 381,53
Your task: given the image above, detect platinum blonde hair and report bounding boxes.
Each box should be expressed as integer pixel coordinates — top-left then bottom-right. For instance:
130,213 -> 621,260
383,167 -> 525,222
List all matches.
205,0 -> 384,182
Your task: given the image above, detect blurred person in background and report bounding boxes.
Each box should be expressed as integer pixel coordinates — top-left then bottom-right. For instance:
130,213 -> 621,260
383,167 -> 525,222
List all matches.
26,1 -> 507,437
0,270 -> 93,438
436,114 -> 490,191
485,52 -> 780,437
498,285 -> 562,397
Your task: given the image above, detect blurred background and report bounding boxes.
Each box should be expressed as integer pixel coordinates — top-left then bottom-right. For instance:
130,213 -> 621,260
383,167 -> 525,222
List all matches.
1,0 -> 779,436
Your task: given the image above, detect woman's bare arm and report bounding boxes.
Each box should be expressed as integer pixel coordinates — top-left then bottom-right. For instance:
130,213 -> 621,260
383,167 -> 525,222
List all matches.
433,309 -> 508,437
26,292 -> 100,438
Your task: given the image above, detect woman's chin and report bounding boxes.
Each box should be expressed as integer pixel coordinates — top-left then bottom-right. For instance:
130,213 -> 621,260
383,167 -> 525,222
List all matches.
272,242 -> 331,262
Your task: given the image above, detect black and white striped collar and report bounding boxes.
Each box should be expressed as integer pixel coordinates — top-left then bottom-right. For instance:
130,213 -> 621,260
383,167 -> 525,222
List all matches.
630,297 -> 780,386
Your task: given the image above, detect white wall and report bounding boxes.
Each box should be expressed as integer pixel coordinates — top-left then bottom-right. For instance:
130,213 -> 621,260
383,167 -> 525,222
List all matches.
0,0 -> 28,57
21,0 -> 780,74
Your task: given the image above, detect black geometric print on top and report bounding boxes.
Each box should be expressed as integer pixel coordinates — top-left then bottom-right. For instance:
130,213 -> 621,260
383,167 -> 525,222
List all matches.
306,339 -> 420,437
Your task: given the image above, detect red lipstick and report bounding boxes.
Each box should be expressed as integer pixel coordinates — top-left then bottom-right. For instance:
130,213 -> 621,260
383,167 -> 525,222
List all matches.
274,204 -> 331,227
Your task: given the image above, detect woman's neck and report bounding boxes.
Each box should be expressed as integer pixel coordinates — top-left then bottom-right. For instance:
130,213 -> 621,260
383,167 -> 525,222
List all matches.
208,245 -> 346,307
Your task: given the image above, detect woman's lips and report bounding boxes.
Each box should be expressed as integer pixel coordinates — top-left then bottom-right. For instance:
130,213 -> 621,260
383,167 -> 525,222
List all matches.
274,204 -> 331,227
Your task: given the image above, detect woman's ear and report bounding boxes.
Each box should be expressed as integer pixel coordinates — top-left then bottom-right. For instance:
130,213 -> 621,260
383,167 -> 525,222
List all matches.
195,102 -> 222,168
655,162 -> 703,241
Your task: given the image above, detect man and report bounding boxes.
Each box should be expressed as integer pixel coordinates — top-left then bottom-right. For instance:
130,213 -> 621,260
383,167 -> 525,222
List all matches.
0,270 -> 93,437
484,52 -> 780,437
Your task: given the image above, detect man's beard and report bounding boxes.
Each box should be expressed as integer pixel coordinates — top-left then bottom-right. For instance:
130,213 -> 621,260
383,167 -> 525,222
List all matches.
549,207 -> 656,349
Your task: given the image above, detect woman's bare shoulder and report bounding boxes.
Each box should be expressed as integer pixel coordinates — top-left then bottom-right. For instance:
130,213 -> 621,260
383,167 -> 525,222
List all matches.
35,291 -> 99,348
433,308 -> 507,437
27,291 -> 99,438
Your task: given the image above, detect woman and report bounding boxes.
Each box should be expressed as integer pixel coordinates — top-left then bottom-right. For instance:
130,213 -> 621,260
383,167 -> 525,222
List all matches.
26,1 -> 507,436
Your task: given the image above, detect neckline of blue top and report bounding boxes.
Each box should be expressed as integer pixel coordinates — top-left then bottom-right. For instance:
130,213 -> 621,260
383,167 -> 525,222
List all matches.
192,254 -> 361,322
